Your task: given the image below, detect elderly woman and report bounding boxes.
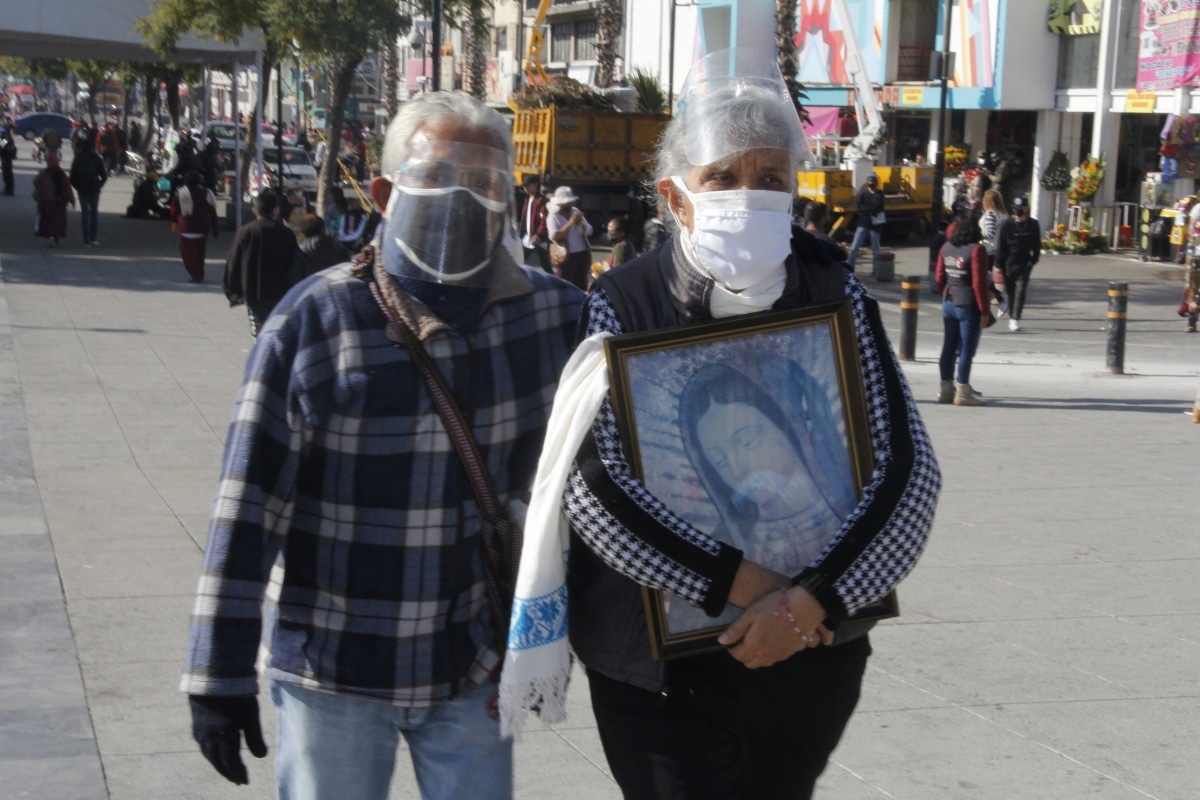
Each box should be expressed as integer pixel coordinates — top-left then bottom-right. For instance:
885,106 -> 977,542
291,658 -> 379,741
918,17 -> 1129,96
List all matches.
503,49 -> 940,799
546,185 -> 593,290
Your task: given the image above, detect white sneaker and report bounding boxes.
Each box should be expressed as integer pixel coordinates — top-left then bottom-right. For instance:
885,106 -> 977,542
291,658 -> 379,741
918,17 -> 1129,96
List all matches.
1008,318 -> 1020,331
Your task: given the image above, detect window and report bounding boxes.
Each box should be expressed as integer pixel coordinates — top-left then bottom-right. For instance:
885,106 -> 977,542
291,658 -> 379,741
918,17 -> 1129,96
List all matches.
495,27 -> 509,55
551,22 -> 573,63
548,18 -> 599,63
1057,34 -> 1100,89
574,18 -> 597,61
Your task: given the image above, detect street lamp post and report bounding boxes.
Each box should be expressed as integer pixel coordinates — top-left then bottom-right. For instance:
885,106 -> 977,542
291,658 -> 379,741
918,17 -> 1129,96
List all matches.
930,0 -> 956,237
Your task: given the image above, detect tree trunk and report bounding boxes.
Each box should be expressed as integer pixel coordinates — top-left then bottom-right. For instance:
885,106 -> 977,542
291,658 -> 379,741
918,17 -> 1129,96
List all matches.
775,0 -> 804,121
465,23 -> 486,99
383,38 -> 401,121
595,0 -> 622,89
317,56 -> 361,213
166,81 -> 181,131
142,75 -> 156,156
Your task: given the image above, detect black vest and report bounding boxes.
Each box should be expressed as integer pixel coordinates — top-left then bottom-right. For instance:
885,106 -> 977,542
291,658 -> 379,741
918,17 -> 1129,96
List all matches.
568,228 -> 854,692
941,242 -> 979,307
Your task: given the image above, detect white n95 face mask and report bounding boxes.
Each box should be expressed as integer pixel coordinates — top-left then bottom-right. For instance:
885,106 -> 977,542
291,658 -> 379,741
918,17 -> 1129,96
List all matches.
671,177 -> 794,291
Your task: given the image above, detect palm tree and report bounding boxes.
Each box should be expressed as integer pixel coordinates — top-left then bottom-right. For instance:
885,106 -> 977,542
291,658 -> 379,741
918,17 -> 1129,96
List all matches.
595,0 -> 622,89
775,0 -> 805,120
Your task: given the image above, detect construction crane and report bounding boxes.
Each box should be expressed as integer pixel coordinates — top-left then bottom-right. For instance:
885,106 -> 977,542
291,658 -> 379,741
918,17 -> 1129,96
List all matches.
830,0 -> 887,187
524,0 -> 552,83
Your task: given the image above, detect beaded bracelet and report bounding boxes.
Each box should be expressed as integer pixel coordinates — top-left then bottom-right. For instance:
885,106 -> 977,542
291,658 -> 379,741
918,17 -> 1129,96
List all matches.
773,587 -> 808,640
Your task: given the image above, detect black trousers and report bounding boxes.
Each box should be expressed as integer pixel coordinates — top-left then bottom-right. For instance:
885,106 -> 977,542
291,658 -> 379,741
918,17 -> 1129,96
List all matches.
523,243 -> 552,273
1,160 -> 12,195
587,637 -> 870,800
1005,262 -> 1034,320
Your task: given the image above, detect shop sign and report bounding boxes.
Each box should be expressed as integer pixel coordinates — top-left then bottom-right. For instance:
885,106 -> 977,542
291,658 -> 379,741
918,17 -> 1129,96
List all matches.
1124,90 -> 1158,112
901,87 -> 924,106
847,86 -> 902,107
1048,0 -> 1103,36
1137,0 -> 1200,91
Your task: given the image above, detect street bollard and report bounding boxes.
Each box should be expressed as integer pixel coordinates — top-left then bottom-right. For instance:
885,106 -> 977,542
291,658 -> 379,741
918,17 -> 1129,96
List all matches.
899,276 -> 921,361
1106,282 -> 1128,374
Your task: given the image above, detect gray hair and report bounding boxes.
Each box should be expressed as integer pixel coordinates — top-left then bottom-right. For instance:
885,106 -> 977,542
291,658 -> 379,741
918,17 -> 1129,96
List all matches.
381,91 -> 513,175
652,84 -> 803,186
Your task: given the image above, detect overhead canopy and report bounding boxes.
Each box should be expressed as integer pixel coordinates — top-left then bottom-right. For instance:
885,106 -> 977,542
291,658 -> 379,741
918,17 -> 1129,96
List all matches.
0,0 -> 262,64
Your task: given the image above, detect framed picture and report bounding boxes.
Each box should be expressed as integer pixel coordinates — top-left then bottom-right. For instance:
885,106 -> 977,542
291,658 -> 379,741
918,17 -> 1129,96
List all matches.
605,301 -> 896,660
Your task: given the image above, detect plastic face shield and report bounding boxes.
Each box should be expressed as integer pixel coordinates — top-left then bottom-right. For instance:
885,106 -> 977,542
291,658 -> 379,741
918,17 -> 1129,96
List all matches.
382,139 -> 513,287
676,48 -> 815,169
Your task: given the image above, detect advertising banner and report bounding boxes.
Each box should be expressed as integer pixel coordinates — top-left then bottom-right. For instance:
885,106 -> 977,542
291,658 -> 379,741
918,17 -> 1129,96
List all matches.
1137,0 -> 1200,90
796,0 -> 886,86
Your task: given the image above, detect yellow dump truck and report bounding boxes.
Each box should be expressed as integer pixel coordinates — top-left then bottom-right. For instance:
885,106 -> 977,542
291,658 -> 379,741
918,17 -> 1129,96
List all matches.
796,165 -> 936,238
512,107 -> 669,223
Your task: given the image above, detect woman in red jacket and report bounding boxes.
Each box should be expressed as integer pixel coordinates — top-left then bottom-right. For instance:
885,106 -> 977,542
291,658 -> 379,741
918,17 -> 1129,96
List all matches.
936,212 -> 995,405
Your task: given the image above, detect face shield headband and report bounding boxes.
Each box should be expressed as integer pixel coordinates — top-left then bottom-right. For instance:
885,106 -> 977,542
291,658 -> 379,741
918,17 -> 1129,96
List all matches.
381,140 -> 514,286
676,48 -> 815,168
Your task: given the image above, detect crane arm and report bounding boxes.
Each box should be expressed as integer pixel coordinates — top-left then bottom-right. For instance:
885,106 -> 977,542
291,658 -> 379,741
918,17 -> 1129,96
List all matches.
524,0 -> 553,83
829,0 -> 886,162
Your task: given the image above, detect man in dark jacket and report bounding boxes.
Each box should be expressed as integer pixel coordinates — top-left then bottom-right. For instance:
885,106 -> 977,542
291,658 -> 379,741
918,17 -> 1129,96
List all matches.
845,173 -> 885,274
223,191 -> 301,336
69,139 -> 108,246
518,175 -> 551,272
993,196 -> 1041,332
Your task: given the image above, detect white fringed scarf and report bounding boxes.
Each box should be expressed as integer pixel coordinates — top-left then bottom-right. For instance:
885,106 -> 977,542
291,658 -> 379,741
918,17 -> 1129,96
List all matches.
498,331 -> 612,738
177,185 -> 215,218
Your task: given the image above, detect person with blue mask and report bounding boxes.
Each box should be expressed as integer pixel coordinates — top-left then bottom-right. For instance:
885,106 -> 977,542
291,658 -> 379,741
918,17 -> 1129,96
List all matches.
501,48 -> 940,799
182,91 -> 584,799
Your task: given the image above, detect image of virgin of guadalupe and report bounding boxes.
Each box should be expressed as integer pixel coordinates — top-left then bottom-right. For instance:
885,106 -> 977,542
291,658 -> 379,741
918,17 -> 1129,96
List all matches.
664,356 -> 858,634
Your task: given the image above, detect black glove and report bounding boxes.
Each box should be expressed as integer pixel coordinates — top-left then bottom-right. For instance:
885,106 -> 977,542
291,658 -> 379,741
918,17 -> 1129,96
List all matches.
189,694 -> 268,785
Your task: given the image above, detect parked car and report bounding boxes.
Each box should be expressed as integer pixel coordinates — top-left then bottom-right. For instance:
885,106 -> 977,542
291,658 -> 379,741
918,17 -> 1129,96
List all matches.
11,111 -> 75,142
248,146 -> 319,196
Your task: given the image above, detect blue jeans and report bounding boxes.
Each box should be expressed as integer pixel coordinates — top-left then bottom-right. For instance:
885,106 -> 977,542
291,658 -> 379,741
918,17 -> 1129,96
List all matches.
270,679 -> 512,800
79,192 -> 99,244
845,224 -> 881,271
939,301 -> 982,384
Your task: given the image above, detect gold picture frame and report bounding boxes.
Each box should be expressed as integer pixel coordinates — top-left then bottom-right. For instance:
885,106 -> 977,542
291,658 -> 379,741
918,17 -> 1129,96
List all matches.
605,301 -> 896,660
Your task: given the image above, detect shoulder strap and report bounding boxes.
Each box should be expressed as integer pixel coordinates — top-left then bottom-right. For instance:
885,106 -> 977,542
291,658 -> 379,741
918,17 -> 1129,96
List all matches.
356,249 -> 517,643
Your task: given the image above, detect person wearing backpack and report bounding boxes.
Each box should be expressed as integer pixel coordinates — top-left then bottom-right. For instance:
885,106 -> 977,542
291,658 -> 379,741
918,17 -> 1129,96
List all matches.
69,138 -> 108,247
994,196 -> 1041,331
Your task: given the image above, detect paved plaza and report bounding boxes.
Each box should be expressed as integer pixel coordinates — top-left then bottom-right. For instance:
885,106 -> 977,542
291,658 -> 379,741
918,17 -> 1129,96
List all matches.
1,144 -> 1197,799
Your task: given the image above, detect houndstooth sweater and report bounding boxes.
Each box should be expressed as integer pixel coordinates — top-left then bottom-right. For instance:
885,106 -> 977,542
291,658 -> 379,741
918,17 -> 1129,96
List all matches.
563,234 -> 940,687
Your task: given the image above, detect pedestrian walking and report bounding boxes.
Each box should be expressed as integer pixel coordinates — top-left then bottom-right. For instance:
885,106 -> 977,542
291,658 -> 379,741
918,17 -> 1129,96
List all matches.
222,191 -> 300,336
845,173 -> 884,273
169,170 -> 220,283
936,211 -> 996,405
643,206 -> 668,252
287,214 -> 349,284
547,185 -> 593,291
32,152 -> 74,247
41,126 -> 62,160
978,188 -> 1010,313
182,91 -> 585,799
994,196 -> 1041,332
68,138 -> 107,247
518,174 -> 551,272
501,49 -> 939,800
605,214 -> 638,268
0,126 -> 16,196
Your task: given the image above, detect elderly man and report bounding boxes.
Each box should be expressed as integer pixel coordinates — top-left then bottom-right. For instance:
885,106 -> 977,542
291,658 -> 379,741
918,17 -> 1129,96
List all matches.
182,92 -> 584,799
504,49 -> 940,799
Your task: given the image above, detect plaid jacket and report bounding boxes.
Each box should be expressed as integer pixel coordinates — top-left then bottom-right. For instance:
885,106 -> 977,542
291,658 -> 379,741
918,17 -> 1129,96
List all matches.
181,256 -> 584,706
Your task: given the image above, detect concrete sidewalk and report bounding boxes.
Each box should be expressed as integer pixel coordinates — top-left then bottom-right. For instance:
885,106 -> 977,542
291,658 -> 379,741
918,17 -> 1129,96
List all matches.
1,141 -> 1197,800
